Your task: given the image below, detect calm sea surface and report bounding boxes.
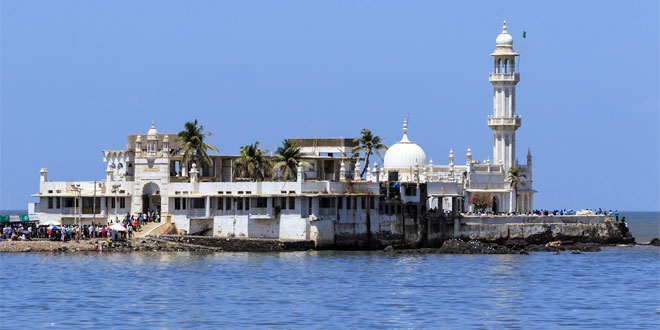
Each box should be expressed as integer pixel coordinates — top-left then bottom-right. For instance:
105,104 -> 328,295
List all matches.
1,247 -> 659,329
1,211 -> 659,329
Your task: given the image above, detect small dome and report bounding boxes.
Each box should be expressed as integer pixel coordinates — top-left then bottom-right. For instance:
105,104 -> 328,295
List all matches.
496,32 -> 513,46
163,135 -> 169,142
136,134 -> 142,142
384,118 -> 427,169
147,121 -> 158,137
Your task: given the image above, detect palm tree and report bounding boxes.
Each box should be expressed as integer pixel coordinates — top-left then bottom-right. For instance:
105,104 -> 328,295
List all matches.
353,129 -> 387,177
175,119 -> 218,175
273,139 -> 312,181
234,142 -> 273,181
507,166 -> 527,212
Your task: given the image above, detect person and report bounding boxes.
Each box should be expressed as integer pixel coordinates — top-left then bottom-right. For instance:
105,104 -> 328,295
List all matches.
615,210 -> 619,222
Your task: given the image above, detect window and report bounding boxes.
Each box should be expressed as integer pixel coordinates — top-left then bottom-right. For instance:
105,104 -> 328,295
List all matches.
111,197 -> 116,209
346,197 -> 351,210
319,197 -> 334,208
48,197 -> 53,209
396,205 -> 401,213
245,198 -> 250,210
175,198 -> 181,210
193,198 -> 205,209
370,197 -> 375,210
289,197 -> 295,210
217,197 -> 223,210
338,197 -> 343,209
56,197 -> 60,209
226,198 -> 232,211
256,197 -> 267,208
237,198 -> 243,210
361,197 -> 365,210
182,198 -> 187,210
119,197 -> 126,209
405,186 -> 417,196
280,197 -> 287,210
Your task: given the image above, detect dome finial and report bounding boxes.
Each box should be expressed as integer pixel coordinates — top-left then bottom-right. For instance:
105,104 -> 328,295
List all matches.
502,20 -> 507,33
403,114 -> 409,135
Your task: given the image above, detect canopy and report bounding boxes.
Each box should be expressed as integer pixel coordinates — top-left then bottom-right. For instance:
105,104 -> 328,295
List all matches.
40,219 -> 61,226
109,224 -> 126,232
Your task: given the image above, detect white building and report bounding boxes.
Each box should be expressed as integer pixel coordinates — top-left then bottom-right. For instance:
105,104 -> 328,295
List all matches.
30,21 -> 534,242
382,21 -> 534,214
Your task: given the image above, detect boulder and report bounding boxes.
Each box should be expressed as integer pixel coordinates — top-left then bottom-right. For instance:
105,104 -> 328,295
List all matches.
650,238 -> 660,246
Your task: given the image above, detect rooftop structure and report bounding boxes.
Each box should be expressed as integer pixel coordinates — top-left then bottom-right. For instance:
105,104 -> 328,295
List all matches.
29,21 -> 535,244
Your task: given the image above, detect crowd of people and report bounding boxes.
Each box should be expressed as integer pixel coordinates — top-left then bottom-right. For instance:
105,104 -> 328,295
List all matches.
459,208 -> 625,222
0,210 -> 160,242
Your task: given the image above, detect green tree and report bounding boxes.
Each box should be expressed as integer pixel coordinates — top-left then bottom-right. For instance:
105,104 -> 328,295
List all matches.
507,166 -> 527,212
352,129 -> 387,177
234,142 -> 273,181
175,119 -> 218,175
273,139 -> 312,181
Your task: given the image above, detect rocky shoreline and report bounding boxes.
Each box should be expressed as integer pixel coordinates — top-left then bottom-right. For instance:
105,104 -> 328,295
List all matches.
0,236 -> 655,253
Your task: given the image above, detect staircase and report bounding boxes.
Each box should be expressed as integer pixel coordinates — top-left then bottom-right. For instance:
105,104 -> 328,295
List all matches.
133,222 -> 165,238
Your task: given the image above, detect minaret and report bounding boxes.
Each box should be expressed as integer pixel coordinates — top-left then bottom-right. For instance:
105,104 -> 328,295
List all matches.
489,20 -> 521,169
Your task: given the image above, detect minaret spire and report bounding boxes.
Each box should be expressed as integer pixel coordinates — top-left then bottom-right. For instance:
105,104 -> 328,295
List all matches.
489,20 -> 521,169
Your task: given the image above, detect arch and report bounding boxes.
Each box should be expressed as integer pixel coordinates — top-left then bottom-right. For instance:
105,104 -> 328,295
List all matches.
492,195 -> 499,214
142,182 -> 161,214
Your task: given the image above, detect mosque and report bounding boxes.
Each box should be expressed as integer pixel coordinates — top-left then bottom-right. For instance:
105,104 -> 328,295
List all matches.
29,22 -> 534,243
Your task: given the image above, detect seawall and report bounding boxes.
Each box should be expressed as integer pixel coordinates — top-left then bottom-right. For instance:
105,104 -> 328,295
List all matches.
323,214 -> 634,249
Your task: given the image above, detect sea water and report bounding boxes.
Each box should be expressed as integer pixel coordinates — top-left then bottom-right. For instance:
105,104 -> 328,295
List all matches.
1,211 -> 658,329
1,247 -> 659,329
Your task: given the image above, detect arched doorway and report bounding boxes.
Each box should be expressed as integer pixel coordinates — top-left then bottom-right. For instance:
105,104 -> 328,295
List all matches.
142,182 -> 161,214
492,196 -> 498,214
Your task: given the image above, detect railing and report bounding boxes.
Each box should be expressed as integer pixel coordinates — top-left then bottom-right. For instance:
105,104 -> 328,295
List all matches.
187,209 -> 208,218
319,208 -> 336,216
487,116 -> 521,127
489,73 -> 519,81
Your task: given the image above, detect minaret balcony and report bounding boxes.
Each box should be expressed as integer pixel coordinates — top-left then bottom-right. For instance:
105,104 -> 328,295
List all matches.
488,116 -> 521,129
489,72 -> 519,82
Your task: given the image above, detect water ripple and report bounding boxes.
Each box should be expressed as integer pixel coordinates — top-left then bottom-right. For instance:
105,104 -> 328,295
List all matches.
1,247 -> 658,329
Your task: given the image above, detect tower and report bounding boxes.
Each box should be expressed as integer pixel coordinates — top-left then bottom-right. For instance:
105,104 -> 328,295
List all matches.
489,20 -> 521,169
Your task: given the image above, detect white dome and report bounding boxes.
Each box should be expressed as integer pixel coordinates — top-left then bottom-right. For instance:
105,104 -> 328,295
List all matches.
383,119 -> 427,169
147,121 -> 158,138
496,32 -> 513,46
495,20 -> 513,46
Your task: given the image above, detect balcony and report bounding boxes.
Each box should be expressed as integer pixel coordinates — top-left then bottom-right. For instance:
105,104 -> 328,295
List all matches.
488,116 -> 521,129
489,73 -> 519,82
187,209 -> 209,219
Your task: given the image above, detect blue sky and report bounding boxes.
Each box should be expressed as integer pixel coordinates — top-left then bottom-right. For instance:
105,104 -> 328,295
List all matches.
1,0 -> 658,211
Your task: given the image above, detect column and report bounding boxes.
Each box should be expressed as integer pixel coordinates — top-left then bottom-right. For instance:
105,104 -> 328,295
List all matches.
205,196 -> 210,218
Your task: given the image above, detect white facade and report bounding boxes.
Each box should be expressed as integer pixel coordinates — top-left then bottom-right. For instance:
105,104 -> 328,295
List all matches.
29,21 -> 536,242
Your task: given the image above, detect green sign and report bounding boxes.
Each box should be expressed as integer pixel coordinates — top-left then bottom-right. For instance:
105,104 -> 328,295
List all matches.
0,215 -> 9,223
19,215 -> 30,222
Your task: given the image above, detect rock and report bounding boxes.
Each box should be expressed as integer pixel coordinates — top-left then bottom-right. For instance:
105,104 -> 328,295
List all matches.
547,240 -> 562,247
384,245 -> 394,252
649,238 -> 660,246
571,251 -> 582,254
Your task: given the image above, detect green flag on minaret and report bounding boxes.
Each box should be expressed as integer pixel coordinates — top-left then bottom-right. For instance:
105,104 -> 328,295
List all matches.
523,30 -> 527,38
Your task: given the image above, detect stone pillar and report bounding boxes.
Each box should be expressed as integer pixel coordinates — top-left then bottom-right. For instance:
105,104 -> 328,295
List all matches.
297,162 -> 304,183
354,161 -> 361,181
100,197 -> 106,216
205,196 -> 210,218
372,162 -> 379,183
190,163 -> 199,192
40,168 -> 48,183
339,161 -> 346,181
